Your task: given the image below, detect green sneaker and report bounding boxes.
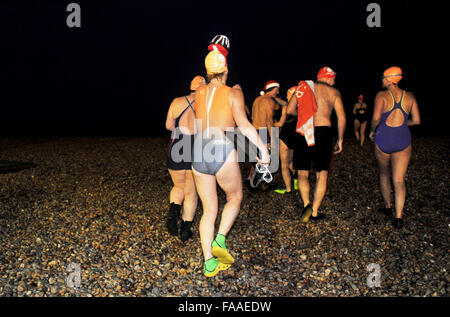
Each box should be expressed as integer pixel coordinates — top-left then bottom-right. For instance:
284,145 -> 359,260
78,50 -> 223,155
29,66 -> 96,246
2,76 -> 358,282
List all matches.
294,179 -> 299,191
203,258 -> 231,277
211,234 -> 234,264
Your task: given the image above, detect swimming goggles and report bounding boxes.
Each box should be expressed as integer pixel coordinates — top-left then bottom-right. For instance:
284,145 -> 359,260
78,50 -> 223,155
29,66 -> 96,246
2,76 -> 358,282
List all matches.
249,163 -> 273,188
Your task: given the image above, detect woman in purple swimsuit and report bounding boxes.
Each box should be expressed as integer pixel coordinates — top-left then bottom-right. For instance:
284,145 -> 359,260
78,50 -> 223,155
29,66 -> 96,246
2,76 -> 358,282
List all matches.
369,67 -> 421,229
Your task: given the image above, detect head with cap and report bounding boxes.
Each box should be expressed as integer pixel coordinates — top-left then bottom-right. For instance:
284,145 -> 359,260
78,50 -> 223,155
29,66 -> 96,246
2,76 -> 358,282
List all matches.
382,66 -> 403,87
190,76 -> 206,92
287,86 -> 297,101
358,94 -> 364,103
260,80 -> 280,97
317,66 -> 336,86
208,34 -> 230,57
205,50 -> 228,82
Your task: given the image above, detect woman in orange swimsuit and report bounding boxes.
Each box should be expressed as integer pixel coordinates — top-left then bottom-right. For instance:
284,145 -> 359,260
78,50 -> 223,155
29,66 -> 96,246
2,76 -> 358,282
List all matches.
192,50 -> 270,277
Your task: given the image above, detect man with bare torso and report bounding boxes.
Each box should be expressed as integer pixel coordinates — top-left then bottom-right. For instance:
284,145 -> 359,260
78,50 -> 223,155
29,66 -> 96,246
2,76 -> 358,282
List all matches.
287,67 -> 346,222
247,81 -> 286,185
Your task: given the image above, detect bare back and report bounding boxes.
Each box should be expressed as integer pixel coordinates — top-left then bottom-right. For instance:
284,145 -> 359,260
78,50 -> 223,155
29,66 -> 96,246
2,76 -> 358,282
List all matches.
376,89 -> 415,128
314,82 -> 342,127
251,95 -> 274,130
168,95 -> 196,134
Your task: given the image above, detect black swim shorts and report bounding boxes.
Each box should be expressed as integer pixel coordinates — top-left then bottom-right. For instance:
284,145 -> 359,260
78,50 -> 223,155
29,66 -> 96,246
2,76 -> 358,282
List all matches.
292,126 -> 333,172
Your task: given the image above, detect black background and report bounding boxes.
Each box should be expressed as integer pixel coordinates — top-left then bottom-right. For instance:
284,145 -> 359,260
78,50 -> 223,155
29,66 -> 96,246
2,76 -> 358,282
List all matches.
0,0 -> 441,137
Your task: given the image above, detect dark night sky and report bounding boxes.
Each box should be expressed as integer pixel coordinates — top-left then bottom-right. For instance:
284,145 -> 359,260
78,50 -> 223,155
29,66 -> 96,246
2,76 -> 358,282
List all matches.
0,0 -> 441,137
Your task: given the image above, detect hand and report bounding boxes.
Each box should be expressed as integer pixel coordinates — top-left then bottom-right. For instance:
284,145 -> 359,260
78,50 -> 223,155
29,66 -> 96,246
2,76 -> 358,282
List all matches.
369,131 -> 375,141
333,140 -> 343,155
257,151 -> 271,166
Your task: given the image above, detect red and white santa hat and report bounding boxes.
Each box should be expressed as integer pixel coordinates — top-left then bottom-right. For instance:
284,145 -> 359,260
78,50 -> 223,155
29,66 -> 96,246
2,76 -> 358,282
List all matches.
260,80 -> 280,96
208,35 -> 230,57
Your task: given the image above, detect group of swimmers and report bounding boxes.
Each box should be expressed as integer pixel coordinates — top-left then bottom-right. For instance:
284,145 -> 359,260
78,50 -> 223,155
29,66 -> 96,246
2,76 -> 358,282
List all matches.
164,35 -> 421,277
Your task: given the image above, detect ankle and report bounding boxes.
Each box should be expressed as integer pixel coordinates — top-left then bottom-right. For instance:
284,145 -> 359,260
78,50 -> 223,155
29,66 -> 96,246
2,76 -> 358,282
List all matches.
213,233 -> 227,248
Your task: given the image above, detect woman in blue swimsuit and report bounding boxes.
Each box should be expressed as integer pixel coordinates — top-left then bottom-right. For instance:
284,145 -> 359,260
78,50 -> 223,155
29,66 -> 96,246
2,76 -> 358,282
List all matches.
369,67 -> 421,229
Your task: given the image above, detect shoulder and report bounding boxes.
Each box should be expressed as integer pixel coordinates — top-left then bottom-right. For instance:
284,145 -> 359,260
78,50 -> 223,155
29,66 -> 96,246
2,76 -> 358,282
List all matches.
229,86 -> 244,99
172,95 -> 191,111
375,90 -> 388,99
252,95 -> 265,107
172,95 -> 187,105
404,90 -> 416,101
261,96 -> 274,108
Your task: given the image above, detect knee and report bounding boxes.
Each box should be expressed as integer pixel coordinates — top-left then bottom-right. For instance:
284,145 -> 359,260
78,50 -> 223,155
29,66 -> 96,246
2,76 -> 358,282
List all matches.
316,173 -> 328,183
172,185 -> 185,196
227,190 -> 243,205
298,172 -> 309,180
392,177 -> 405,188
281,160 -> 289,169
184,186 -> 197,198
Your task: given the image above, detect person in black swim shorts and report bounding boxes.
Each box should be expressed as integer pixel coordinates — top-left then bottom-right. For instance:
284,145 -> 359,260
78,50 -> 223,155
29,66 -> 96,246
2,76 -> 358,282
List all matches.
287,67 -> 346,223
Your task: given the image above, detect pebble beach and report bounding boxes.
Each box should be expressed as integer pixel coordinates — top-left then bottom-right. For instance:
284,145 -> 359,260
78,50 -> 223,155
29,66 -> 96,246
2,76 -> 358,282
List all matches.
0,137 -> 448,297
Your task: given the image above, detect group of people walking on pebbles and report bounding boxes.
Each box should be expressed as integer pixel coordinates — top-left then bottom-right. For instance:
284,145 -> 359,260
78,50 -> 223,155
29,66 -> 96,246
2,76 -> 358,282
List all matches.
164,35 -> 421,277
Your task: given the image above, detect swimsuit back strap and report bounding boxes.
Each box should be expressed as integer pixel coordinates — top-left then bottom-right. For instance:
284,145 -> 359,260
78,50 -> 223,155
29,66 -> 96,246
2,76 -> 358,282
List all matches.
175,97 -> 195,127
206,86 -> 217,138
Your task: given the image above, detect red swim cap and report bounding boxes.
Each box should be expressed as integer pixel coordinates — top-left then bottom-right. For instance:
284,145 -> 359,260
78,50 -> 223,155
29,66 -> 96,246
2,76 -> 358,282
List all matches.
317,67 -> 336,80
358,94 -> 364,102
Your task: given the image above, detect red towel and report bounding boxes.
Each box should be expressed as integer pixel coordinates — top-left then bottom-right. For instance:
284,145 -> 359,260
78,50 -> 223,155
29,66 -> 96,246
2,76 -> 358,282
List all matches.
295,80 -> 317,146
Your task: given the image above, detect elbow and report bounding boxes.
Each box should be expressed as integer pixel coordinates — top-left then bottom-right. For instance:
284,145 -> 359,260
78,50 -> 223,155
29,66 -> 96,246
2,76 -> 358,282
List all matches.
166,123 -> 174,131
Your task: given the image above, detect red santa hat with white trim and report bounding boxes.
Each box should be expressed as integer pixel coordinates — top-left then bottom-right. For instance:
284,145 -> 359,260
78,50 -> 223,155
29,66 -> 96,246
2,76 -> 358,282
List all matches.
260,80 -> 280,96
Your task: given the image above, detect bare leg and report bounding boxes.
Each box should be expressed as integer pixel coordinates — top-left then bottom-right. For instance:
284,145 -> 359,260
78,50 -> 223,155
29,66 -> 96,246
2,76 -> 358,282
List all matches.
169,169 -> 186,204
375,144 -> 392,209
298,170 -> 310,207
391,145 -> 412,219
360,121 -> 367,147
182,170 -> 198,222
280,140 -> 292,192
247,166 -> 254,181
311,171 -> 328,217
193,169 -> 218,261
216,150 -> 243,236
354,119 -> 361,141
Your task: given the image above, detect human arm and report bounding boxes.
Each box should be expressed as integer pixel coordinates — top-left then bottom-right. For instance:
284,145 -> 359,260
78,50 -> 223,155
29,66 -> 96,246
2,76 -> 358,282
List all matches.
286,94 -> 298,116
273,97 -> 287,107
333,92 -> 346,154
407,93 -> 421,126
263,99 -> 274,137
275,105 -> 287,127
165,100 -> 176,131
369,92 -> 384,140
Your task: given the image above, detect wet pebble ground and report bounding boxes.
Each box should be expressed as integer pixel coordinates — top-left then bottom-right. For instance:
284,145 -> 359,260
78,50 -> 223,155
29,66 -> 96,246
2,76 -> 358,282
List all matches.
0,137 -> 448,297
